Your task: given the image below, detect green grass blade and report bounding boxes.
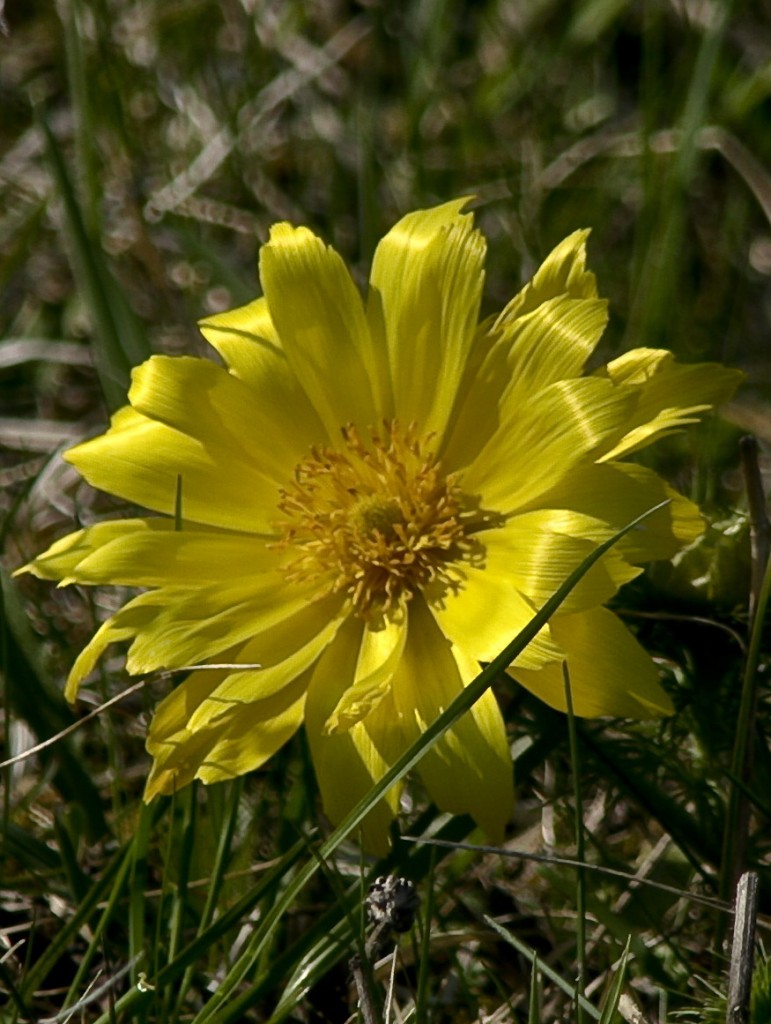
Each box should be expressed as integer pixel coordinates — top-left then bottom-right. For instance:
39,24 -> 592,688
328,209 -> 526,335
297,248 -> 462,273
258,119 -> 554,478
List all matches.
564,663 -> 587,1024
62,843 -> 135,1012
528,950 -> 541,1024
415,847 -> 436,1024
170,780 -> 245,1023
38,112 -> 151,410
53,809 -> 91,902
268,909 -> 365,1024
628,0 -> 733,348
0,958 -> 29,1019
255,817 -> 484,1022
128,801 -> 153,990
60,0 -> 100,236
1,821 -> 62,872
598,937 -> 632,1024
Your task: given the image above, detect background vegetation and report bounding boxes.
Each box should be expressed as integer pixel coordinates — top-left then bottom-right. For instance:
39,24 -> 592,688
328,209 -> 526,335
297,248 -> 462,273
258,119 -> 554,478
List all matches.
2,0 -> 771,1021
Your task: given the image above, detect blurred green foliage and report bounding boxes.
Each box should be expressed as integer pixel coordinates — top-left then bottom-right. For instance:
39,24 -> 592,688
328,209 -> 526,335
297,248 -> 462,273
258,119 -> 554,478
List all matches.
2,0 -> 770,372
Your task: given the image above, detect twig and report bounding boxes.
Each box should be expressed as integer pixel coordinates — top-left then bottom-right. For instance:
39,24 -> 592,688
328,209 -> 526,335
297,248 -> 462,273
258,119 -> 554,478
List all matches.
726,871 -> 759,1024
350,953 -> 382,1024
618,993 -> 654,1024
401,837 -> 731,913
0,679 -> 149,769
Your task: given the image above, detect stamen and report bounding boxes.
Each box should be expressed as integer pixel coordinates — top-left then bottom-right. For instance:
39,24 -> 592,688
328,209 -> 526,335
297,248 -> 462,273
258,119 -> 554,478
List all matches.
275,422 -> 484,618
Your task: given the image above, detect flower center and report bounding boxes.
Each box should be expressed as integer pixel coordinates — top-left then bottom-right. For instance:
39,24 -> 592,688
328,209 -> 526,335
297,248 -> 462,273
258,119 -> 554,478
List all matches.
276,422 -> 482,619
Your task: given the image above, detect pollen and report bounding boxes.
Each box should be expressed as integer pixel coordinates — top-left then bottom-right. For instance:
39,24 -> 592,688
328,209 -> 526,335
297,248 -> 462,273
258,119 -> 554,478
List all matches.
276,422 -> 481,618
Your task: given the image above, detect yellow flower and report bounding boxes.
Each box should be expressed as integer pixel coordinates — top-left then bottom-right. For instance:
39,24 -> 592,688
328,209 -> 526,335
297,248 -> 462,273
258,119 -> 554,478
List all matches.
20,200 -> 741,853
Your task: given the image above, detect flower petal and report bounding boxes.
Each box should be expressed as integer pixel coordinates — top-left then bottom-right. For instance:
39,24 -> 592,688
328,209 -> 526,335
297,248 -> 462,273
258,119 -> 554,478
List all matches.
123,575 -> 322,675
259,223 -> 382,436
510,607 -> 674,717
498,295 -> 608,397
532,460 -> 705,563
65,406 -> 280,534
20,518 -> 280,588
186,596 -> 346,729
145,654 -> 236,747
145,670 -> 309,798
501,229 -> 599,320
443,295 -> 608,471
198,297 -> 325,456
324,609 -> 408,734
427,561 -> 563,669
390,599 -> 513,841
65,574 -> 322,698
367,199 -> 485,442
305,617 -> 402,855
463,376 -> 636,515
442,229 -> 601,468
65,590 -> 161,700
596,349 -> 744,461
479,512 -> 641,613
199,294 -> 280,351
128,355 -> 319,486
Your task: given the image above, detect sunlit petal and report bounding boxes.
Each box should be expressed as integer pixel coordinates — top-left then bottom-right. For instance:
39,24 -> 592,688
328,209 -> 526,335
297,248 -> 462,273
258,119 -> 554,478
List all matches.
186,596 -> 346,730
368,199 -> 485,442
442,231 -> 601,469
123,576 -> 322,676
199,294 -> 280,352
532,461 -> 705,563
66,406 -> 280,534
305,619 -> 402,855
21,518 -> 280,588
463,376 -> 636,514
391,600 -> 513,841
65,575 -> 324,700
65,590 -> 161,701
260,223 -> 382,435
427,563 -> 563,670
510,607 -> 674,717
502,229 -> 599,320
596,349 -> 744,460
145,671 -> 309,798
479,512 -> 641,613
324,607 -> 408,733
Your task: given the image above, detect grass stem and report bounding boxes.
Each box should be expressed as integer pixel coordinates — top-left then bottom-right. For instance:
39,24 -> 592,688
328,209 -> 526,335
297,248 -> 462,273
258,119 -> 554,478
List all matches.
564,663 -> 587,1024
